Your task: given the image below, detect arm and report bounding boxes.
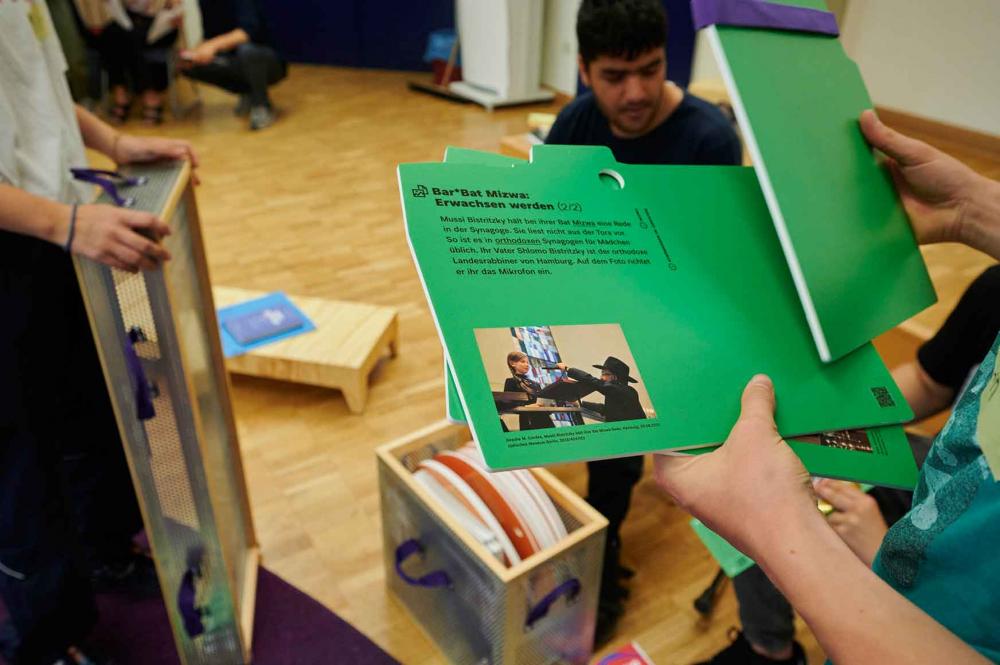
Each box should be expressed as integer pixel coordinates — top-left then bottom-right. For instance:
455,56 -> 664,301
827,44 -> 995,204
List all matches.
0,184 -> 170,271
891,360 -> 954,422
75,105 -> 199,169
654,377 -> 989,664
179,28 -> 250,65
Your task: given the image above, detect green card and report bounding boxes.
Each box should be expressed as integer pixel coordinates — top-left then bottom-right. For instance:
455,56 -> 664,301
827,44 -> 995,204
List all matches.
677,425 -> 918,490
691,518 -> 755,578
704,0 -> 936,361
401,145 -> 913,470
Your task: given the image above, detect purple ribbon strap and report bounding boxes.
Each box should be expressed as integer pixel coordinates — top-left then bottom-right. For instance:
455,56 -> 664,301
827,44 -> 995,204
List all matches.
125,327 -> 156,420
525,578 -> 581,628
395,539 -> 452,589
691,0 -> 839,36
70,167 -> 147,207
177,568 -> 206,637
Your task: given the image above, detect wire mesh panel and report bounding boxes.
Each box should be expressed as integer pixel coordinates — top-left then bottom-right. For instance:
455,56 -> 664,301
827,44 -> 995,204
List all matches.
73,162 -> 258,664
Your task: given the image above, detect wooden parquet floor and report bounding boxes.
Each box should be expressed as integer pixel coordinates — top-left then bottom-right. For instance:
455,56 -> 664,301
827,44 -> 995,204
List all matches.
113,65 -> 997,664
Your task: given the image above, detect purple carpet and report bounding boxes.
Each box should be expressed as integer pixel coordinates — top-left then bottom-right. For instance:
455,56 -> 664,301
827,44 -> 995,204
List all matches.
0,567 -> 398,664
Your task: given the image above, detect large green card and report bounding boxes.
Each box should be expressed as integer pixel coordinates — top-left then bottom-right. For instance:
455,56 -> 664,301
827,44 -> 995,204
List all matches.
401,145 -> 913,470
705,1 -> 936,361
691,518 -> 755,578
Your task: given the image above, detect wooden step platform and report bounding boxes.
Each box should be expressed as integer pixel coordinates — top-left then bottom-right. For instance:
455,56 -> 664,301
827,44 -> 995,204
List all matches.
213,286 -> 399,413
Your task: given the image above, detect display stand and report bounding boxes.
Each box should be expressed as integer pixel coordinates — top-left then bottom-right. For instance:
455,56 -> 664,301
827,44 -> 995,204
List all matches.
451,0 -> 555,110
378,421 -> 607,664
74,161 -> 258,665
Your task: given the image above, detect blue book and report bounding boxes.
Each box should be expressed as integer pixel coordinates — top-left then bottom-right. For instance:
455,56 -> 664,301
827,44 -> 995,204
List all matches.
223,304 -> 305,345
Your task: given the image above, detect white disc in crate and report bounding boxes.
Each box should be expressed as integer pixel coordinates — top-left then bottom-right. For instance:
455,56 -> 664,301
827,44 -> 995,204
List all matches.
413,469 -> 504,564
417,459 -> 521,567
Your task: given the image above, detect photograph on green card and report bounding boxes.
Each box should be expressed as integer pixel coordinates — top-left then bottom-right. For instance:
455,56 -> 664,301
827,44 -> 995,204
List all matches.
475,324 -> 656,434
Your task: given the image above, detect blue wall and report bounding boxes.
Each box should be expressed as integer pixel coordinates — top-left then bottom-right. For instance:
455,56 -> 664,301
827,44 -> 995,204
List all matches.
261,0 -> 694,87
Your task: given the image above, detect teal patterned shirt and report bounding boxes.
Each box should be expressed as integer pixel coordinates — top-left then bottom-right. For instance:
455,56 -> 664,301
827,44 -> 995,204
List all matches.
872,334 -> 1000,660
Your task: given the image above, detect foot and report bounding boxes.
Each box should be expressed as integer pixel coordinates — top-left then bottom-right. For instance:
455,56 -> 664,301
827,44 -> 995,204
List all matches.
107,98 -> 131,126
142,103 -> 165,126
234,94 -> 251,116
90,552 -> 159,598
249,105 -> 276,130
696,629 -> 806,665
593,597 -> 625,649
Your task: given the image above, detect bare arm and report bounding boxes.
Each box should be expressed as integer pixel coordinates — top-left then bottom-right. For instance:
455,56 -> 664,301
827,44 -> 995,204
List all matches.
0,183 -> 71,246
179,28 -> 250,65
75,104 -> 199,175
206,28 -> 250,54
891,360 -> 955,422
654,377 -> 989,665
0,184 -> 171,271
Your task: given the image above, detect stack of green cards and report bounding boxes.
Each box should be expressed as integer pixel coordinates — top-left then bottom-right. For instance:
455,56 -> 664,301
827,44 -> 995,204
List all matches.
400,146 -> 919,487
400,4 -> 933,488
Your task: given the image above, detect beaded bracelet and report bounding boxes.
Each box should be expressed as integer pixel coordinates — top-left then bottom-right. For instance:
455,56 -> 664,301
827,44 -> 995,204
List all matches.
64,203 -> 79,253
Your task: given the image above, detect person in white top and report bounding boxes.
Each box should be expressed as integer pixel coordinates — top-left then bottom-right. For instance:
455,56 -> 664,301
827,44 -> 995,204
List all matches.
0,4 -> 197,663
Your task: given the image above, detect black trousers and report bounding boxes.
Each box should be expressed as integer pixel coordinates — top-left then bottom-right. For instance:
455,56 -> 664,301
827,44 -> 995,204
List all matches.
586,455 -> 644,597
83,13 -> 178,94
183,43 -> 287,108
0,237 -> 142,664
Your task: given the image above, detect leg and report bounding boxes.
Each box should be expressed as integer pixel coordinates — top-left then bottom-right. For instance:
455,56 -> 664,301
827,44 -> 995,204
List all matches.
732,565 -> 799,660
0,424 -> 98,665
232,43 -> 287,109
183,54 -> 252,96
585,455 -> 644,644
139,25 -> 179,124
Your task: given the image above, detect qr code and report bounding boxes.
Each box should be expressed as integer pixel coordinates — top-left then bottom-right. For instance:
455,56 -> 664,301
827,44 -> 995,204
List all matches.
871,386 -> 896,408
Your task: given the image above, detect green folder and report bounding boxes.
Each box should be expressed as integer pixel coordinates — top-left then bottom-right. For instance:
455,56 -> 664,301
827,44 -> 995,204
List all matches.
401,145 -> 913,470
691,518 -> 755,578
703,0 -> 936,361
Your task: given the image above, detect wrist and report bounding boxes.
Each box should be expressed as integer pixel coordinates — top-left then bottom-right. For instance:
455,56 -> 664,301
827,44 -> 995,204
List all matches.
43,200 -> 73,246
110,132 -> 124,164
958,175 -> 1000,256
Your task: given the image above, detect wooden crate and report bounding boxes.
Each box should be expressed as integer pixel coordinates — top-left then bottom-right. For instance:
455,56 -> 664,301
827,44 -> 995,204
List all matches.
377,421 -> 608,665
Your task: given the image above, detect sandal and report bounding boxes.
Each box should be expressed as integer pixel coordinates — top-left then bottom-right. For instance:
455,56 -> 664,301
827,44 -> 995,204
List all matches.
142,103 -> 165,126
108,98 -> 132,125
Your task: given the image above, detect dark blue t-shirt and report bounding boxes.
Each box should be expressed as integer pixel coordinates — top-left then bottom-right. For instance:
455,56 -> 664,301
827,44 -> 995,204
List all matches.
199,0 -> 269,44
546,90 -> 741,166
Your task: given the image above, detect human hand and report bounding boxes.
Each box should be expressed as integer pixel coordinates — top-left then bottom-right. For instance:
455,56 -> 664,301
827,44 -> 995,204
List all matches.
179,42 -> 216,67
859,110 -> 989,247
113,135 -> 200,184
653,375 -> 818,560
814,479 -> 888,567
68,204 -> 172,272
555,362 -> 567,371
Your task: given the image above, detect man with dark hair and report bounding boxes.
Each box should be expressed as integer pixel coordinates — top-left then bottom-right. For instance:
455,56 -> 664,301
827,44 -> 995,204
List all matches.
547,0 -> 740,165
545,0 -> 742,644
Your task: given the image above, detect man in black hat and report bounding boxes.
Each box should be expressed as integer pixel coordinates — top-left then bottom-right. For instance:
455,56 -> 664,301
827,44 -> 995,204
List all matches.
556,356 -> 647,423
555,356 -> 647,641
